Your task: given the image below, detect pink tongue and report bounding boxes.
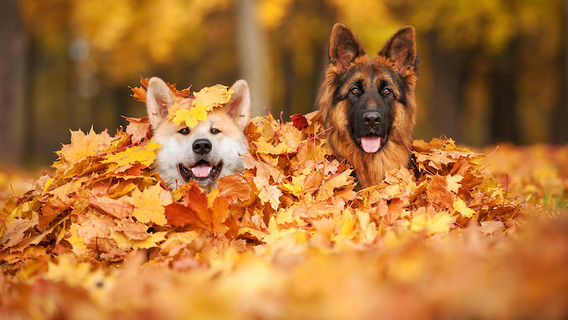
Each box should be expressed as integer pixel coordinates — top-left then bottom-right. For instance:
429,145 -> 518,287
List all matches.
191,162 -> 212,178
360,136 -> 382,153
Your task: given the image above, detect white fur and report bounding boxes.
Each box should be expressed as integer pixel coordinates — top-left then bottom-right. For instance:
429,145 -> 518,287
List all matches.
146,77 -> 250,190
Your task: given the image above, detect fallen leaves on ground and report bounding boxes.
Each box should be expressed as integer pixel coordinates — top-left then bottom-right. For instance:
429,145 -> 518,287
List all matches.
1,81 -> 567,319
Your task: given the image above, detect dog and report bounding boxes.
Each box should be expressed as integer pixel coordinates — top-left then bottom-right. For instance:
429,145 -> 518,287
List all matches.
145,77 -> 250,191
316,23 -> 419,188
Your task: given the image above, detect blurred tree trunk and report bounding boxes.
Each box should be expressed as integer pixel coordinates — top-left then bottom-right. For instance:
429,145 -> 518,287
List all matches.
0,0 -> 26,165
236,0 -> 269,116
424,32 -> 469,142
489,39 -> 520,144
553,0 -> 568,144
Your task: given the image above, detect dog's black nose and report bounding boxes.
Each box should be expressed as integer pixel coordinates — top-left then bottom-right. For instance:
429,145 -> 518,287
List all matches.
363,111 -> 381,128
192,139 -> 212,155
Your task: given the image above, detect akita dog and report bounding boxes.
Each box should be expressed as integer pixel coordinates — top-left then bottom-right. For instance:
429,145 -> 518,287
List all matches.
145,77 -> 250,191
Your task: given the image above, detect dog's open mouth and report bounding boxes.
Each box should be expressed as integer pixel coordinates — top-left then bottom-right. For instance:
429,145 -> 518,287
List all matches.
178,160 -> 223,184
360,135 -> 385,153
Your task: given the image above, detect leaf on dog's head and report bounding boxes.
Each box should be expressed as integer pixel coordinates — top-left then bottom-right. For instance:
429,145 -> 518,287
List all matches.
169,102 -> 206,129
168,85 -> 233,129
192,84 -> 232,109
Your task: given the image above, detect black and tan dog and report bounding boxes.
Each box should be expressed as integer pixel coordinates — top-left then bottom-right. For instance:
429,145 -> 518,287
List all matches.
317,23 -> 419,188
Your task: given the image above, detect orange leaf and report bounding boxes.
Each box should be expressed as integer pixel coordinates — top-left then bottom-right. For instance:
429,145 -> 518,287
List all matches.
124,116 -> 151,143
217,174 -> 252,204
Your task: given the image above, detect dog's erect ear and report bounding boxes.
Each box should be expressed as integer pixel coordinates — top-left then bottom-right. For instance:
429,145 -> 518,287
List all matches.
146,77 -> 176,129
329,23 -> 365,73
225,80 -> 251,131
379,26 -> 417,77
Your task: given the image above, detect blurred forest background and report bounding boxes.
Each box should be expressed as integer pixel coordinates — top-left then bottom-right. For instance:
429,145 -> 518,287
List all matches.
1,0 -> 567,167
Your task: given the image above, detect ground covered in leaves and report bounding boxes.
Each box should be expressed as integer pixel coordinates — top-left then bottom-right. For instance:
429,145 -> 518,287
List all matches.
1,83 -> 568,319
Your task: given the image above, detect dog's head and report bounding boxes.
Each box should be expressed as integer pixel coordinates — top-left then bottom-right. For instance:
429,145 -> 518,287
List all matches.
326,24 -> 418,154
146,77 -> 250,190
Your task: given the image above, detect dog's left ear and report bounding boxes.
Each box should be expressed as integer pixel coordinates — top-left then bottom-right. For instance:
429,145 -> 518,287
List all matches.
379,26 -> 417,77
225,80 -> 251,131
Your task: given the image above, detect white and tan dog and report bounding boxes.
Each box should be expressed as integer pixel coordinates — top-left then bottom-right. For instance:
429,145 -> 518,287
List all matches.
145,77 -> 250,190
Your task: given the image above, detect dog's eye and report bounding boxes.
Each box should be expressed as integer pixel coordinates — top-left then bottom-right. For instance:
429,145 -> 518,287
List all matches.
210,128 -> 221,134
382,88 -> 392,96
178,128 -> 190,135
350,87 -> 361,96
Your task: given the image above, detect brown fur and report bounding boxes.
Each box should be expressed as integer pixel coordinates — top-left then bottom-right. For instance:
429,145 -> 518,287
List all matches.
317,24 -> 418,188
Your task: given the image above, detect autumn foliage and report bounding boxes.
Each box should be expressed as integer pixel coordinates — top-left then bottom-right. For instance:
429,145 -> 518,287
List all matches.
1,81 -> 567,319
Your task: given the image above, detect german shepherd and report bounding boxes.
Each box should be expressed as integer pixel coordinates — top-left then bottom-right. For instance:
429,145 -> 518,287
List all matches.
316,23 -> 419,188
145,77 -> 250,191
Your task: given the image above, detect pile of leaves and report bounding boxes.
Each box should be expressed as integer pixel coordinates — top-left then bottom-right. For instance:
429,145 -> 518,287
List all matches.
480,143 -> 568,210
1,81 -> 567,319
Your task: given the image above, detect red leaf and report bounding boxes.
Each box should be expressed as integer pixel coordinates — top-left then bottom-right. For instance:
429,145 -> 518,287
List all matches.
290,114 -> 308,130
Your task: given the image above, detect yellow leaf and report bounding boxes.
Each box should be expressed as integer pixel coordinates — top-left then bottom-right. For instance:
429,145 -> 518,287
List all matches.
111,228 -> 167,250
280,175 -> 304,196
406,212 -> 455,236
68,224 -> 88,259
58,128 -> 112,163
102,141 -> 160,167
110,230 -> 130,250
316,169 -> 354,200
207,188 -> 220,208
170,103 -> 208,129
130,185 -> 172,226
452,198 -> 476,218
339,213 -> 356,239
161,231 -> 200,254
192,84 -> 232,109
169,85 -> 232,129
253,139 -> 293,155
131,231 -> 167,249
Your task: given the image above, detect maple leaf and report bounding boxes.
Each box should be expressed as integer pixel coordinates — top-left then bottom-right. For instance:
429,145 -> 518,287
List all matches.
130,77 -> 150,102
57,128 -> 112,164
118,218 -> 150,241
452,198 -> 476,219
130,185 -> 172,226
404,209 -> 455,236
89,195 -> 133,220
67,223 -> 88,259
165,183 -> 231,235
316,169 -> 354,201
280,175 -> 305,197
169,102 -> 208,129
253,139 -> 293,155
192,84 -> 232,109
124,116 -> 151,143
1,217 -> 36,248
217,174 -> 252,205
290,114 -> 309,130
253,175 -> 282,210
169,84 -> 232,129
426,175 -> 456,209
102,141 -> 160,168
111,229 -> 167,250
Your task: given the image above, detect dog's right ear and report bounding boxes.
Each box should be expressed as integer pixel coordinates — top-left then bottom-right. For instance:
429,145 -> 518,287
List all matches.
146,77 -> 175,129
329,23 -> 365,73
225,80 -> 251,131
